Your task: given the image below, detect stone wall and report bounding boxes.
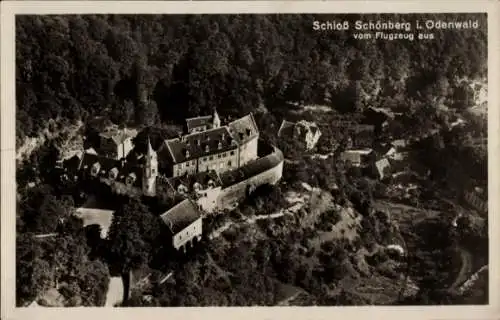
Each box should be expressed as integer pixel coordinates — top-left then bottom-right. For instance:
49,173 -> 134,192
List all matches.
218,151 -> 284,209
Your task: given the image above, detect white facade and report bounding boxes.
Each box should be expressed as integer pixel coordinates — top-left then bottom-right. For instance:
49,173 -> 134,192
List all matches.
196,186 -> 222,213
172,217 -> 202,251
142,139 -> 158,196
239,136 -> 259,166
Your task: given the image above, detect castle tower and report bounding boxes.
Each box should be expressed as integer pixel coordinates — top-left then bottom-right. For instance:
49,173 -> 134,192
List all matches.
143,137 -> 158,196
213,109 -> 221,128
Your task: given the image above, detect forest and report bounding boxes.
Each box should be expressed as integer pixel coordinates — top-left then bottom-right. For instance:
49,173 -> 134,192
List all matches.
16,13 -> 486,146
15,13 -> 487,307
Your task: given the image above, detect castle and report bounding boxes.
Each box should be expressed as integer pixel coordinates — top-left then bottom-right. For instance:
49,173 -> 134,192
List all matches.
70,110 -> 284,252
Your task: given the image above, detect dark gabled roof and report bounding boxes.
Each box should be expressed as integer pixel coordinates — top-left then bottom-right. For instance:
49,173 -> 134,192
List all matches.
227,113 -> 259,144
350,124 -> 375,133
78,152 -> 143,187
164,126 -> 238,164
373,143 -> 394,157
391,139 -> 408,148
220,147 -> 283,187
167,170 -> 222,191
186,115 -> 212,132
79,153 -> 121,173
278,119 -> 320,141
277,120 -> 295,137
160,199 -> 201,234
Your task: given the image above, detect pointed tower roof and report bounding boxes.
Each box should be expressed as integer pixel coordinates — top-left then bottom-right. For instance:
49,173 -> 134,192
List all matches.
146,136 -> 155,155
213,108 -> 221,128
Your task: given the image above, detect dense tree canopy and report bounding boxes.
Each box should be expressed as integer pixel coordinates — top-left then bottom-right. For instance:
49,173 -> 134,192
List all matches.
16,13 -> 487,144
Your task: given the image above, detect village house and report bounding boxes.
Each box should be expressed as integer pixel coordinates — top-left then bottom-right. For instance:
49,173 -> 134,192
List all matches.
97,126 -> 138,160
160,199 -> 203,252
277,119 -> 322,150
363,106 -> 395,132
374,158 -> 391,180
340,148 -> 375,168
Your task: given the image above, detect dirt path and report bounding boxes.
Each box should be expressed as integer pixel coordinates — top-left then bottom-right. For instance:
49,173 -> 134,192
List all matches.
33,233 -> 58,239
105,276 -> 124,307
457,265 -> 488,295
449,247 -> 473,291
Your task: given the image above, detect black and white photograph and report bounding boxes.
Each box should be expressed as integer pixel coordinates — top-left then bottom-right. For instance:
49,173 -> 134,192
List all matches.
1,1 -> 499,318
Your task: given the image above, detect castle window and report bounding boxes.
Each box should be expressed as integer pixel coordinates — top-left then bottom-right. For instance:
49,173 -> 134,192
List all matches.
218,154 -> 222,158
230,151 -> 235,156
186,162 -> 190,167
228,161 -> 232,166
209,156 -> 213,160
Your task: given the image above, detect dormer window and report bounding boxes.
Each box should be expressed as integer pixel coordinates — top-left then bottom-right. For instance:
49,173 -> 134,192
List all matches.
193,182 -> 201,191
109,167 -> 119,180
207,179 -> 215,188
218,141 -> 222,149
205,145 -> 210,153
91,162 -> 101,177
185,150 -> 190,158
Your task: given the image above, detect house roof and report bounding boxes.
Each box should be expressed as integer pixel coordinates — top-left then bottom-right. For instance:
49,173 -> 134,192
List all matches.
277,120 -> 296,137
160,199 -> 201,234
167,170 -> 222,194
164,126 -> 238,164
295,120 -> 321,136
278,119 -> 321,140
99,127 -> 138,145
373,143 -> 395,157
79,152 -> 122,173
220,147 -> 284,187
78,152 -> 143,187
375,158 -> 391,178
391,139 -> 408,148
227,113 -> 259,144
186,115 -> 213,132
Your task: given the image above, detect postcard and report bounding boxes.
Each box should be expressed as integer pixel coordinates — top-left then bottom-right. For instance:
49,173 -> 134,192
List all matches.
1,1 -> 499,320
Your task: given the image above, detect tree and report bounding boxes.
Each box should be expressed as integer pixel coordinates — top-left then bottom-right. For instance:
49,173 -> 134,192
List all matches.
107,198 -> 161,274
